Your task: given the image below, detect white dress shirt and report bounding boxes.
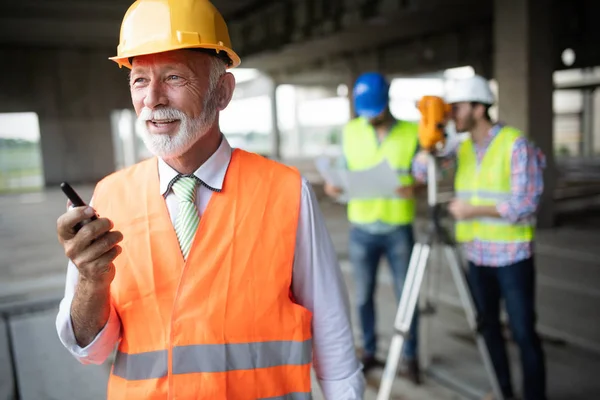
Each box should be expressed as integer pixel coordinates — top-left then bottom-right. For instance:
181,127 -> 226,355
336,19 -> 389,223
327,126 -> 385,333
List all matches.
55,137 -> 365,399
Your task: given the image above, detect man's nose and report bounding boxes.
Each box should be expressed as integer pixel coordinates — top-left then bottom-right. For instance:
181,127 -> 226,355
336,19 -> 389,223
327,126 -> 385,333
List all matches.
143,81 -> 168,109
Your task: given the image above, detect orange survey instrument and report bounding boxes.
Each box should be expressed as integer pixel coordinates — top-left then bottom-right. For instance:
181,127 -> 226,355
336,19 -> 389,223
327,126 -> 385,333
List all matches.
416,96 -> 451,151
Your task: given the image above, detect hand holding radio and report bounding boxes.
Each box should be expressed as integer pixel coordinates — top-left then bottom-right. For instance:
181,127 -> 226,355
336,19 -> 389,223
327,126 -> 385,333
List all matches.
57,183 -> 123,287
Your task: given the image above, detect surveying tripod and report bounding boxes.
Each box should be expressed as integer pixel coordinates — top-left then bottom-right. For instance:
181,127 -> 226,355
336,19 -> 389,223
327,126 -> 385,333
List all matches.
376,154 -> 504,400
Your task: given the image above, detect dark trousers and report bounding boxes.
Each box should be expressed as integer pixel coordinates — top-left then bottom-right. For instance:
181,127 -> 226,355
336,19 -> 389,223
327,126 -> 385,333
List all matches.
468,257 -> 547,400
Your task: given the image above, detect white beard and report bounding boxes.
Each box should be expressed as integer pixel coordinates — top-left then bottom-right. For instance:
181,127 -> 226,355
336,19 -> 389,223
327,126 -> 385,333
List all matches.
135,97 -> 217,159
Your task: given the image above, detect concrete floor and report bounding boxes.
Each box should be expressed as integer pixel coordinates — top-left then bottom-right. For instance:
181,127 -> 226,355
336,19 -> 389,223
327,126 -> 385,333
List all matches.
1,185 -> 600,399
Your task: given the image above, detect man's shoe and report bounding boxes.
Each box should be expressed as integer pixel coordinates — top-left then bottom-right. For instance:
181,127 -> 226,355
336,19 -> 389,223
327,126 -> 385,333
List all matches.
398,358 -> 421,385
361,354 -> 383,374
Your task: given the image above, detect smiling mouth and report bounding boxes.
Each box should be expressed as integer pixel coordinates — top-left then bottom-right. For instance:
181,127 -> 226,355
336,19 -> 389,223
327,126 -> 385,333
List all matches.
149,119 -> 179,127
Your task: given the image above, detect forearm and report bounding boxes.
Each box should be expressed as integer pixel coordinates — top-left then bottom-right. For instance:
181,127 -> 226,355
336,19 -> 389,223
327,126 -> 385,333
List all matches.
56,293 -> 120,365
496,199 -> 539,222
471,205 -> 502,219
71,278 -> 112,348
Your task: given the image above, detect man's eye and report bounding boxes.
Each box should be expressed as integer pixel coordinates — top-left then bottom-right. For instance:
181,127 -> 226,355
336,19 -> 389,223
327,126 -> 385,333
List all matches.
133,77 -> 145,84
168,75 -> 180,81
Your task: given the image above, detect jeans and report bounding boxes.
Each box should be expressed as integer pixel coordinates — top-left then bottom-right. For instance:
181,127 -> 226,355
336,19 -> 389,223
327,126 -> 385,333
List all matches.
468,257 -> 547,400
349,224 -> 418,360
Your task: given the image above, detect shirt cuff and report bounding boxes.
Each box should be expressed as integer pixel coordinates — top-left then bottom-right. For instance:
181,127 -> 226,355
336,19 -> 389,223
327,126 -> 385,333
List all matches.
55,298 -> 120,365
496,201 -> 518,223
318,365 -> 366,400
411,159 -> 428,183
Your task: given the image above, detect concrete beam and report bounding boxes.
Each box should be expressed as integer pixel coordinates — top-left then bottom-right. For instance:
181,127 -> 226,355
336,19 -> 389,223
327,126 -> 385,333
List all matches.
238,0 -> 491,72
270,23 -> 491,86
1,0 -> 600,75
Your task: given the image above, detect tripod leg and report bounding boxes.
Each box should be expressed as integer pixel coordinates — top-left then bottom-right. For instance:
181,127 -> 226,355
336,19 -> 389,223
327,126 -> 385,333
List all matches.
442,245 -> 505,400
377,243 -> 431,400
421,245 -> 440,370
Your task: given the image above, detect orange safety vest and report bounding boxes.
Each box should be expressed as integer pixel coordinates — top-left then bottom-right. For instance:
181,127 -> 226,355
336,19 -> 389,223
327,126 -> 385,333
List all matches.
92,149 -> 313,399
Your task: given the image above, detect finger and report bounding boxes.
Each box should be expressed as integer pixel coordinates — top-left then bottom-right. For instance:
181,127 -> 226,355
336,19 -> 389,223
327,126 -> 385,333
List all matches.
73,231 -> 123,266
78,246 -> 122,282
66,199 -> 73,211
64,218 -> 114,259
57,206 -> 97,240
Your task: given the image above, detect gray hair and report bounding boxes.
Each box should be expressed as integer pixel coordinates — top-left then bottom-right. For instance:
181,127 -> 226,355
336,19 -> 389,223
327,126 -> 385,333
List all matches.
206,55 -> 226,92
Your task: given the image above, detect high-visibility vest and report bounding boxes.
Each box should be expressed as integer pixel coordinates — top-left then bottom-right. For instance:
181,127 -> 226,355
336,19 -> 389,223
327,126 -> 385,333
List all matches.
454,126 -> 535,243
92,149 -> 312,399
342,118 -> 418,226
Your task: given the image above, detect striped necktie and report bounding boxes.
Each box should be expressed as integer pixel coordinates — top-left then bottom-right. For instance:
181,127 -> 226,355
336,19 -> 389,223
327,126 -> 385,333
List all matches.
171,175 -> 200,259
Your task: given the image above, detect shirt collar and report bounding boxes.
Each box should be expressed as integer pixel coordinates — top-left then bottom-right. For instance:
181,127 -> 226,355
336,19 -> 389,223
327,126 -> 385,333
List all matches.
488,122 -> 504,138
158,135 -> 232,196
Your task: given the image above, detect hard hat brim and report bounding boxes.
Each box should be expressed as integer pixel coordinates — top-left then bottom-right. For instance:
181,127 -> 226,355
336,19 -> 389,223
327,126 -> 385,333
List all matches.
445,97 -> 494,106
355,103 -> 387,119
109,44 -> 241,69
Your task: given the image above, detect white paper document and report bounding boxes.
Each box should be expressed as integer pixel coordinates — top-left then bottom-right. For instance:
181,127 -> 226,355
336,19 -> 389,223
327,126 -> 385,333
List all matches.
314,157 -> 400,201
314,156 -> 350,203
345,160 -> 400,199
314,156 -> 348,189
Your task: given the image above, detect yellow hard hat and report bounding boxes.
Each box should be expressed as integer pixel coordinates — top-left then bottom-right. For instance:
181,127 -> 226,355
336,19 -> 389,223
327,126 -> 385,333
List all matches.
109,0 -> 241,69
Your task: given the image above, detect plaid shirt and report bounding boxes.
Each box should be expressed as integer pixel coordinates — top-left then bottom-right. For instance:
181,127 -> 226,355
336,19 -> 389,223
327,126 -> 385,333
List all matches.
412,124 -> 546,267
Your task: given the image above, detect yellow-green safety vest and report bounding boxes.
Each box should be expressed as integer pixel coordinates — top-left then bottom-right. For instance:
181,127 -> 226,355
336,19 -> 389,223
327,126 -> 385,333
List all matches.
454,126 -> 535,243
342,118 -> 418,226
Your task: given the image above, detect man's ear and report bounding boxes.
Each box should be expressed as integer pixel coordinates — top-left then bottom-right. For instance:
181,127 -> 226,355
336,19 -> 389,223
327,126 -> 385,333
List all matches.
473,103 -> 486,120
216,72 -> 235,111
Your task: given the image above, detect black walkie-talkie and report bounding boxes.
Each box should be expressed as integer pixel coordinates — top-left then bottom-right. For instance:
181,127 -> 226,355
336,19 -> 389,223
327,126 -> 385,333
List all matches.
60,182 -> 98,232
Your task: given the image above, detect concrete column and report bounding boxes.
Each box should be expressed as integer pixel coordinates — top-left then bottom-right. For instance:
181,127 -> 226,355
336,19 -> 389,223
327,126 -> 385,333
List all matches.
494,0 -> 556,228
270,79 -> 281,160
594,89 -> 600,156
343,53 -> 360,120
582,89 -> 595,157
0,47 -> 133,187
293,87 -> 304,158
347,72 -> 358,120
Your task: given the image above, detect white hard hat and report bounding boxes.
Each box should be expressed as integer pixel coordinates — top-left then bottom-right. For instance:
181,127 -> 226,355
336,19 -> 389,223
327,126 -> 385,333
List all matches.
445,75 -> 495,105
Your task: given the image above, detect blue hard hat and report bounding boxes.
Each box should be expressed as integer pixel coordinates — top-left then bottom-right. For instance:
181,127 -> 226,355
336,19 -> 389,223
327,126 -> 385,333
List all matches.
353,72 -> 390,119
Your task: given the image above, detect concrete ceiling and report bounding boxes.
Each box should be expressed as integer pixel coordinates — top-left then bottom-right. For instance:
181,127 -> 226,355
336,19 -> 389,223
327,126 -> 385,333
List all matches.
1,0 -> 599,83
0,0 -> 270,48
0,0 -> 265,20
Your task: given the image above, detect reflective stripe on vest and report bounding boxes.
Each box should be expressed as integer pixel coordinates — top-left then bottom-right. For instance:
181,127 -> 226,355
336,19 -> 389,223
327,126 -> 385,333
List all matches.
454,126 -> 535,243
342,118 -> 418,225
112,339 -> 312,380
260,394 -> 312,400
92,149 -> 312,399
